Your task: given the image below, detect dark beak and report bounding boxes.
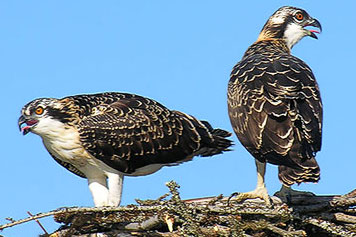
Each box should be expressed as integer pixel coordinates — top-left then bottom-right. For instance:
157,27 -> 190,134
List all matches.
306,18 -> 322,39
18,115 -> 30,135
18,115 -> 26,131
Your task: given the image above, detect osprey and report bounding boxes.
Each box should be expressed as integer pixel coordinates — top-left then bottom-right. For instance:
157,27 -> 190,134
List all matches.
227,6 -> 322,205
19,92 -> 232,207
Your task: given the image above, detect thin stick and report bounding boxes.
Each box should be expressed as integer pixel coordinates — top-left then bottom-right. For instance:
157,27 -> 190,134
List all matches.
27,211 -> 48,235
0,206 -> 160,230
0,211 -> 55,230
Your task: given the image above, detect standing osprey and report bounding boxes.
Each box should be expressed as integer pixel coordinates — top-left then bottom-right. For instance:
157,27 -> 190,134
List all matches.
18,92 -> 232,206
227,6 -> 322,205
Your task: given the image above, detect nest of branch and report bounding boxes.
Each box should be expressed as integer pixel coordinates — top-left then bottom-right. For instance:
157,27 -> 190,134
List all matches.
1,182 -> 356,237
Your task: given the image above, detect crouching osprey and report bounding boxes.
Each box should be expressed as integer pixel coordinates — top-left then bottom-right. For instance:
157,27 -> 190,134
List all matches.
19,92 -> 232,207
228,6 -> 323,205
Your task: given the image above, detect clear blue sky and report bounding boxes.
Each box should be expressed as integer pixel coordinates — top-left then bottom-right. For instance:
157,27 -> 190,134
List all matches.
1,1 -> 355,236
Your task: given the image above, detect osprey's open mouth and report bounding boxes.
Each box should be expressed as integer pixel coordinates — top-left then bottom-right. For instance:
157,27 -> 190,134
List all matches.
18,115 -> 38,135
305,27 -> 321,39
304,19 -> 322,39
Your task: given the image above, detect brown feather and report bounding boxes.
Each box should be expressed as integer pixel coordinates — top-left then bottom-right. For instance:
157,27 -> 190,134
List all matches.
55,92 -> 234,174
228,39 -> 322,185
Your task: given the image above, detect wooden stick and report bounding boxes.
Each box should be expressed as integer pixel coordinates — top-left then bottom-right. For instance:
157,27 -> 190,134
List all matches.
27,211 -> 48,235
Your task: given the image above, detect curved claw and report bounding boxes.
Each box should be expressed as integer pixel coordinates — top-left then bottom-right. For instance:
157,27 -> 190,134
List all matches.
227,192 -> 240,206
228,188 -> 271,207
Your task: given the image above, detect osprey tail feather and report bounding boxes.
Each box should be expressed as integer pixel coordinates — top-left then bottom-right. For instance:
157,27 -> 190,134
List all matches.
278,158 -> 320,186
196,121 -> 233,157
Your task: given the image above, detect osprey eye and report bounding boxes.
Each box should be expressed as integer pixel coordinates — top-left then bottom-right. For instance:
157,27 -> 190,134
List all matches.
295,12 -> 304,21
35,106 -> 44,115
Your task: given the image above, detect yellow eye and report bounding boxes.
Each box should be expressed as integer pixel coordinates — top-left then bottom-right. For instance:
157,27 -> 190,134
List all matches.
35,106 -> 44,115
295,13 -> 304,21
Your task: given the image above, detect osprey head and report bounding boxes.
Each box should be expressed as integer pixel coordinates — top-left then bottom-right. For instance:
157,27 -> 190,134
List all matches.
18,98 -> 77,136
258,6 -> 322,49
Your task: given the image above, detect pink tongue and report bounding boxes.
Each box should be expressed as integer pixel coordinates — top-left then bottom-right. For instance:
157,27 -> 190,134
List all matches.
309,29 -> 320,34
22,126 -> 31,132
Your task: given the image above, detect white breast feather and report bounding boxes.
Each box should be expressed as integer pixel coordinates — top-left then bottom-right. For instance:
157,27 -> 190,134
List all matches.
283,23 -> 306,50
32,116 -> 120,178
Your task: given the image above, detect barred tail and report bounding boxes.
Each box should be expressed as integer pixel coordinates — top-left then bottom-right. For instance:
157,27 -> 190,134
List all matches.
278,157 -> 320,186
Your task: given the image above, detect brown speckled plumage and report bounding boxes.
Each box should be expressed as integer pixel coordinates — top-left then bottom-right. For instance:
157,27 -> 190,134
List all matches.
23,92 -> 232,177
228,7 -> 322,186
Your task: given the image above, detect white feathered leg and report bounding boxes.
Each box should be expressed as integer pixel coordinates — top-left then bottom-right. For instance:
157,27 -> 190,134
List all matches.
107,172 -> 124,206
88,176 -> 109,207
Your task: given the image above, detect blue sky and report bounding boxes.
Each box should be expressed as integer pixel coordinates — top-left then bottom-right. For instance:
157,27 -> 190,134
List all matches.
1,1 -> 355,236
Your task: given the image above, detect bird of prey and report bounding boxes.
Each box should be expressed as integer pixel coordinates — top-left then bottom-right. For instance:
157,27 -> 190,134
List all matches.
19,92 -> 232,207
227,6 -> 322,205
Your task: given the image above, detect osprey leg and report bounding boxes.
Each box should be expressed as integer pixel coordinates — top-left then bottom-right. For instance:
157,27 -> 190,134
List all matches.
274,184 -> 315,202
88,177 -> 109,207
230,160 -> 271,206
107,172 -> 124,206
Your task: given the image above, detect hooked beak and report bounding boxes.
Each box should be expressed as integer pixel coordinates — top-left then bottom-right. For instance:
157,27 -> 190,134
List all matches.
18,115 -> 38,135
305,18 -> 322,39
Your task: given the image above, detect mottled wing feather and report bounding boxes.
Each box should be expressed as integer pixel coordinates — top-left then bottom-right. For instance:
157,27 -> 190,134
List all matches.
228,52 -> 322,166
75,93 -> 227,174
